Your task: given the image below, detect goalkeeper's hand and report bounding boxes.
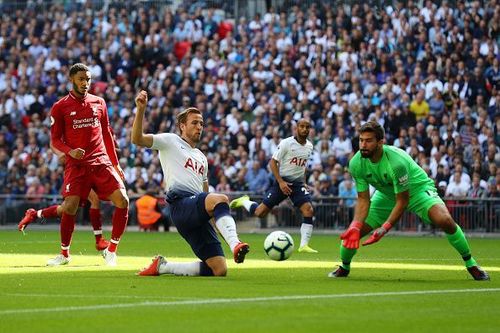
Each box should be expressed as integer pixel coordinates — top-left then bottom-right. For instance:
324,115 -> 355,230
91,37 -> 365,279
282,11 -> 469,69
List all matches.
362,222 -> 393,246
340,221 -> 364,249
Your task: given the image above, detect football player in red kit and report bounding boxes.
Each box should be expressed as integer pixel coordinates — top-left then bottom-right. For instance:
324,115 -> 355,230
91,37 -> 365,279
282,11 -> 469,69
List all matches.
48,63 -> 129,266
18,189 -> 110,251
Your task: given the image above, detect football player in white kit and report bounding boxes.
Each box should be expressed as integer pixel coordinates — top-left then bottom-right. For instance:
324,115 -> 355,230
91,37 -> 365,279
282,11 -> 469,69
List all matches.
132,90 -> 249,277
230,119 -> 318,253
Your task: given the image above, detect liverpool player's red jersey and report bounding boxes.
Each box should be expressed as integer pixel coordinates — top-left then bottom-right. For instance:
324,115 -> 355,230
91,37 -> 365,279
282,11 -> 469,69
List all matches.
50,91 -> 118,168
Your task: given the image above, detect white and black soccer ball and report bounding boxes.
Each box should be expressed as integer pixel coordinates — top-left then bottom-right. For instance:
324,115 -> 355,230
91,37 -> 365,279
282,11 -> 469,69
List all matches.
263,231 -> 294,261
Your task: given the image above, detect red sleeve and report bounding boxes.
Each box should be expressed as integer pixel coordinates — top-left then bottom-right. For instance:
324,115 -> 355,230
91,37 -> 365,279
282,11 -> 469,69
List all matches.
101,101 -> 119,165
50,102 -> 72,155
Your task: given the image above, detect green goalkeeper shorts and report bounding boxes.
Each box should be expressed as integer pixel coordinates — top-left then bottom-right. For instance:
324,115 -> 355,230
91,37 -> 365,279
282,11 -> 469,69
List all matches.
365,188 -> 444,228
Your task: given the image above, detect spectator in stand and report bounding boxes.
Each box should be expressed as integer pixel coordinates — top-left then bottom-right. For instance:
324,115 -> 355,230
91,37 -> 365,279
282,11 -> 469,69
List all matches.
446,172 -> 471,197
449,163 -> 471,186
331,127 -> 352,166
0,1 -> 498,225
245,160 -> 269,193
409,89 -> 430,121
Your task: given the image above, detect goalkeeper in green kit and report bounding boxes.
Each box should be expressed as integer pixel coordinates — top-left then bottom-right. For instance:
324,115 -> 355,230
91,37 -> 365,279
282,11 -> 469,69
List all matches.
329,121 -> 489,280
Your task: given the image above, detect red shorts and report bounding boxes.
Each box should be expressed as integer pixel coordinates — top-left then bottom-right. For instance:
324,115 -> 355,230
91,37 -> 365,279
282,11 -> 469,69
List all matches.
62,164 -> 125,201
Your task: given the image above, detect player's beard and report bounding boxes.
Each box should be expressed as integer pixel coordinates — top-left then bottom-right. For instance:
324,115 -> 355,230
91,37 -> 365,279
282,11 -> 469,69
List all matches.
190,132 -> 202,144
360,146 -> 379,158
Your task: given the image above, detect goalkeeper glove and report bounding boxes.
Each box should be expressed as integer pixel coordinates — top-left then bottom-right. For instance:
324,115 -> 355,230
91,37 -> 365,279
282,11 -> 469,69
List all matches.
340,221 -> 364,249
362,222 -> 393,246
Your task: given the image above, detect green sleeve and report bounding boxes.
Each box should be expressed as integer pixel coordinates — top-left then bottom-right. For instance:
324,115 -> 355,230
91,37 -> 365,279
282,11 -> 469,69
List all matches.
391,160 -> 410,194
349,158 -> 369,192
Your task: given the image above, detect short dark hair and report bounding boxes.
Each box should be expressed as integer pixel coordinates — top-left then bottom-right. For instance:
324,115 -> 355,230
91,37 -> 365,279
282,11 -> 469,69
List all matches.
359,121 -> 385,141
176,107 -> 202,134
69,63 -> 90,76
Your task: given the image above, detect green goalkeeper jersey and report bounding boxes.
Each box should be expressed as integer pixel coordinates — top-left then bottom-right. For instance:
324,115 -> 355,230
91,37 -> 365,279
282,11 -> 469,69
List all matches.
349,145 -> 435,199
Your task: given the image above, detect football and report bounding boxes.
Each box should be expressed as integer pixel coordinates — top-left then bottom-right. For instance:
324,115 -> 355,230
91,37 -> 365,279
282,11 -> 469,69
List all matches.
263,231 -> 294,261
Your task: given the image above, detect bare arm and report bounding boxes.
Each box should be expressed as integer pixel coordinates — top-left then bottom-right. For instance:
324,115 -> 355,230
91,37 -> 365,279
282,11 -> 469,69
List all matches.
131,90 -> 154,148
269,158 -> 283,182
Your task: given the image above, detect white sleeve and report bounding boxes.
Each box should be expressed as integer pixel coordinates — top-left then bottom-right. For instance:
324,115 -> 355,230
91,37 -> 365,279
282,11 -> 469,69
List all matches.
151,133 -> 174,151
272,139 -> 287,162
203,156 -> 208,182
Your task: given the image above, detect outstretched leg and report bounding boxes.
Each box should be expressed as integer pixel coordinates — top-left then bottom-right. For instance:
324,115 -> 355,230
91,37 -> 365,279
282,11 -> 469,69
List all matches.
428,204 -> 489,280
207,193 -> 249,263
138,255 -> 224,277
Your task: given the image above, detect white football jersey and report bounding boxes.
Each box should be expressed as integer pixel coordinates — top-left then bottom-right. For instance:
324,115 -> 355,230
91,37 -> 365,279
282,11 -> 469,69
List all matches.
272,136 -> 313,182
151,133 -> 208,195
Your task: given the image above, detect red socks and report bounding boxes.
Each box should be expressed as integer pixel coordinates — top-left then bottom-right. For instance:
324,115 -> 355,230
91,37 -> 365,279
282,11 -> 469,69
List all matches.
41,205 -> 59,218
60,212 -> 76,257
89,208 -> 103,242
109,207 -> 128,252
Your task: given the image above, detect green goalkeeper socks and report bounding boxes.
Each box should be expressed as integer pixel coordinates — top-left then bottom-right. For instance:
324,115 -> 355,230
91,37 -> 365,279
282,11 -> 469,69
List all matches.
339,244 -> 357,270
446,224 -> 477,268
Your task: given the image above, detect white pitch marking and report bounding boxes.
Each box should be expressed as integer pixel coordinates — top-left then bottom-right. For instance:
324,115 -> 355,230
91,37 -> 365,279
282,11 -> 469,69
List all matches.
1,288 -> 499,315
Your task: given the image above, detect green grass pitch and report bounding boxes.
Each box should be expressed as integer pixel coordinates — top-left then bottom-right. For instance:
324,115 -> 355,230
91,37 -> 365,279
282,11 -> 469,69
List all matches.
0,229 -> 499,332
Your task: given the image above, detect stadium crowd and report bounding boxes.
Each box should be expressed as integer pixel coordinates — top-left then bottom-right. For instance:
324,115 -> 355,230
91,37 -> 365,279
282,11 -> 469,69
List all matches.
0,0 -> 499,204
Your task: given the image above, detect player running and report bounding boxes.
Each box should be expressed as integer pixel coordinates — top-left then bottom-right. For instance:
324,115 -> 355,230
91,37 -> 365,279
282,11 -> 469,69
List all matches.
18,189 -> 110,251
230,119 -> 318,253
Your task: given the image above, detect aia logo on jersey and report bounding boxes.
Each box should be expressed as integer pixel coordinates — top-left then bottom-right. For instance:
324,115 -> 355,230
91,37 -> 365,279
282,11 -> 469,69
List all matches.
290,157 -> 307,167
184,157 -> 205,175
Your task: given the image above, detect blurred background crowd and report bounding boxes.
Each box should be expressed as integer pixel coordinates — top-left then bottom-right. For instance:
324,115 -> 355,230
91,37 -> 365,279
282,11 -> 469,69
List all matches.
0,0 -> 499,204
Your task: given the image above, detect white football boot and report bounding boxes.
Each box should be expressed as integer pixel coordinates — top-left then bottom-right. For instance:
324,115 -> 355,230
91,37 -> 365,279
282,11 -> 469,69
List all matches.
102,248 -> 117,266
47,254 -> 71,266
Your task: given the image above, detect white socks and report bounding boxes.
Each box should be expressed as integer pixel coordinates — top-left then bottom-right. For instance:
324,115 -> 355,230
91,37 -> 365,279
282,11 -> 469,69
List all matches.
215,215 -> 240,252
159,261 -> 201,276
300,223 -> 313,248
242,199 -> 257,212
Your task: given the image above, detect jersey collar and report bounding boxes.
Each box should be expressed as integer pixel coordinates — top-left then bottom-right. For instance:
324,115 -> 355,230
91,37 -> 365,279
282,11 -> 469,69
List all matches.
293,136 -> 307,145
69,90 -> 88,101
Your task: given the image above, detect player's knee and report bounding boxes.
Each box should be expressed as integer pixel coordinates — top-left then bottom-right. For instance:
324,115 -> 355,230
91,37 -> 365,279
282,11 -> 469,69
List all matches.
303,205 -> 314,216
211,265 -> 227,277
116,195 -> 129,209
62,201 -> 79,215
440,216 -> 457,234
217,194 -> 230,204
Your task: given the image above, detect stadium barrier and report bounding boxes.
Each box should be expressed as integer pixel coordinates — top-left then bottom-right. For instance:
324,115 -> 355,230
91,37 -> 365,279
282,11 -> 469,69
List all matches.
1,194 -> 499,233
